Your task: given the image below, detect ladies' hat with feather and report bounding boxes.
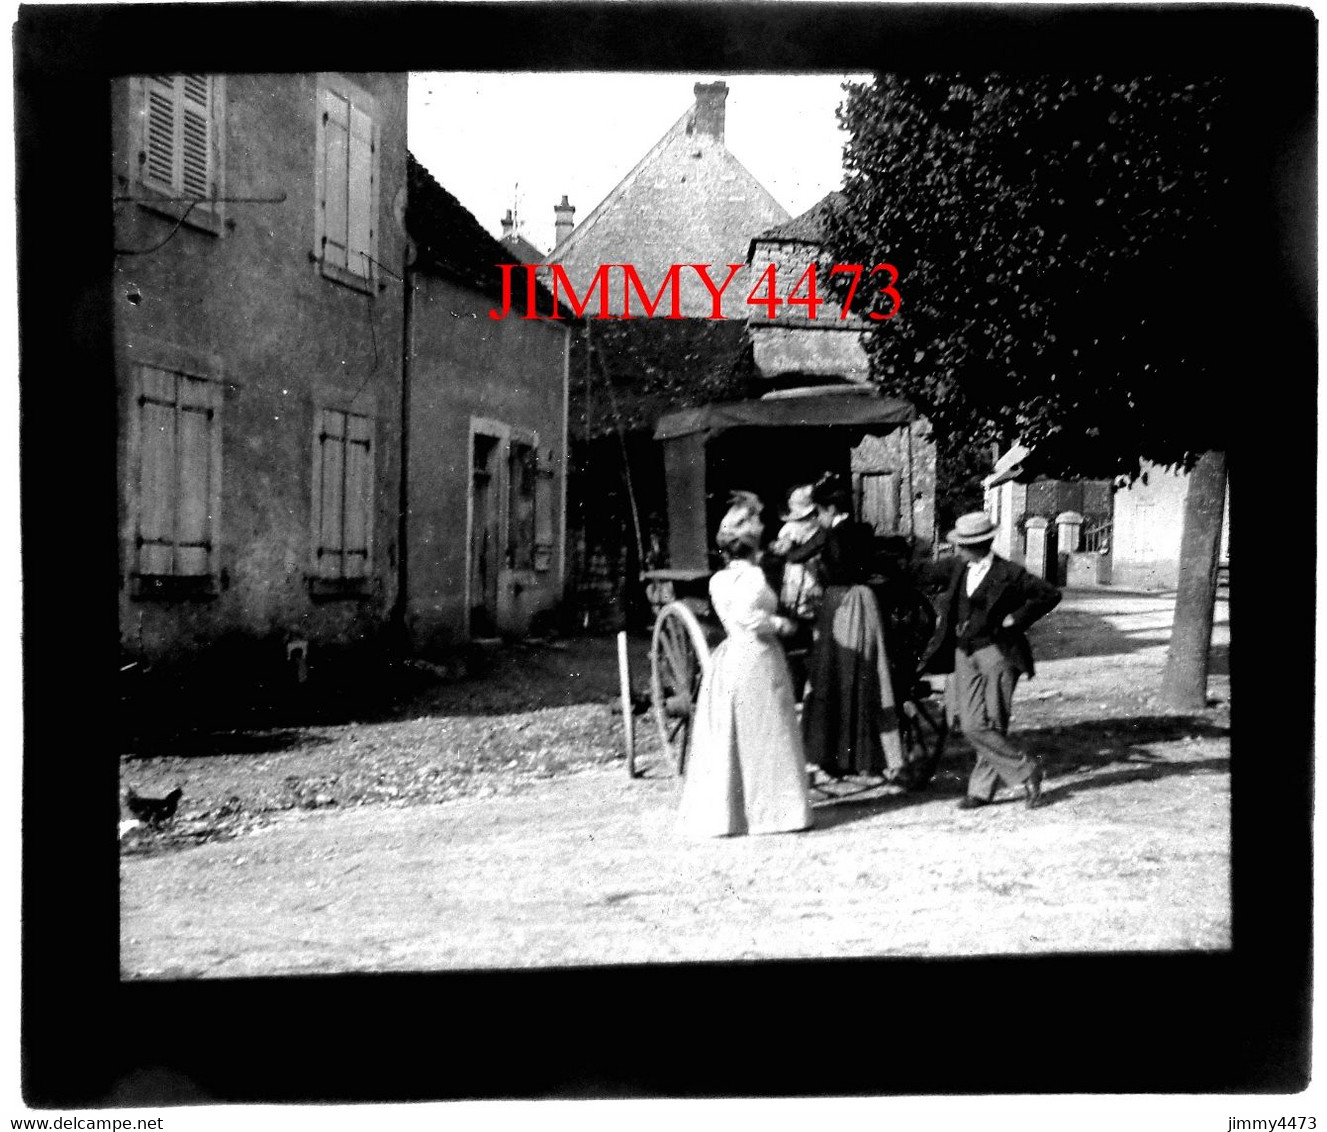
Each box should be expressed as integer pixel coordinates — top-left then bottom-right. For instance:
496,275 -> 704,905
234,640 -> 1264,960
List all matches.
782,485 -> 816,521
717,492 -> 764,551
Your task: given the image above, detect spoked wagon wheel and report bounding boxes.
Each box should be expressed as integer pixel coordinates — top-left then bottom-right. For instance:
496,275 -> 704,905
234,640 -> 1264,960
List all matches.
648,601 -> 712,776
899,683 -> 949,789
880,585 -> 947,790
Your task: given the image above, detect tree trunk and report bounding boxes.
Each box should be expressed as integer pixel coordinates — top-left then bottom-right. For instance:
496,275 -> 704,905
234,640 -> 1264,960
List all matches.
1160,449 -> 1228,710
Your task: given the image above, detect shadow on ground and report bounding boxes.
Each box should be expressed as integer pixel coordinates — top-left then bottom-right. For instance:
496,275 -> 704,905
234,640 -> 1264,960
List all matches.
809,713 -> 1229,830
121,632 -> 655,756
124,729 -> 335,761
1032,603 -> 1229,665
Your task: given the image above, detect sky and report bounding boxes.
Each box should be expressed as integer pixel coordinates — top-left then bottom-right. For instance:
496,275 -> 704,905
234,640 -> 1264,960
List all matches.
407,72 -> 875,255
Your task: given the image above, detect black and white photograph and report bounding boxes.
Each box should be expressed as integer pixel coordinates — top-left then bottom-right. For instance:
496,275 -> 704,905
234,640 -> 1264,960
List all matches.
14,0 -> 1316,1119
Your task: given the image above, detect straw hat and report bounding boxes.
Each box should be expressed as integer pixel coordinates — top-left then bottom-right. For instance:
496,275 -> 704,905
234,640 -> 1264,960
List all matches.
946,511 -> 998,546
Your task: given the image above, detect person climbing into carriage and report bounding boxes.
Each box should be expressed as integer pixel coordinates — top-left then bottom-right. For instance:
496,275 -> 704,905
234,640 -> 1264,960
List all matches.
783,476 -> 929,787
766,483 -> 824,697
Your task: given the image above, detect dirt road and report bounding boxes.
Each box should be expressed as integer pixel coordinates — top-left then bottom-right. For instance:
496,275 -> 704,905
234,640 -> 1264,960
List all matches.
120,587 -> 1231,976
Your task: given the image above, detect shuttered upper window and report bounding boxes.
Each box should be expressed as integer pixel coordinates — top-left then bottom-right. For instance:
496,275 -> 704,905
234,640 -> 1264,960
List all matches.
139,75 -> 221,209
312,408 -> 374,585
315,79 -> 379,288
132,365 -> 222,586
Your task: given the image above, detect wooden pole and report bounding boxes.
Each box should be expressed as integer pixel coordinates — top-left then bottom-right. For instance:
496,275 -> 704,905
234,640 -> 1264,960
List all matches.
617,630 -> 637,776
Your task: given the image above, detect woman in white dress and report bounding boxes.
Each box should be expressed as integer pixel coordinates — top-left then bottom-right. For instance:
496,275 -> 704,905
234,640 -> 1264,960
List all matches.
676,495 -> 814,838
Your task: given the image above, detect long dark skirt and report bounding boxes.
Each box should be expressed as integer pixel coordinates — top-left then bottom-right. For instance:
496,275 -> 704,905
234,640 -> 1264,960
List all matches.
802,584 -> 908,777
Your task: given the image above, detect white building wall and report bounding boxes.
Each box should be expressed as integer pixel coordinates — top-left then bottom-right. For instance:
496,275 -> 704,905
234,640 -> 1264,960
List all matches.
1111,461 -> 1229,590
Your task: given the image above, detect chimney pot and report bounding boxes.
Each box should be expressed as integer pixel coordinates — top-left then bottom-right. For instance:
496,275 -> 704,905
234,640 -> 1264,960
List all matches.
553,195 -> 576,247
500,209 -> 514,238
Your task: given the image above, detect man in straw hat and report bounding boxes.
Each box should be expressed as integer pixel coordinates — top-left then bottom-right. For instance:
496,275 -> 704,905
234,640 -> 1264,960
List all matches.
920,511 -> 1062,809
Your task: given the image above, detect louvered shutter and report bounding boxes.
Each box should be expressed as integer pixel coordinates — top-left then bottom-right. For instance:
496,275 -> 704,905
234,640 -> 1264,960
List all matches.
321,91 -> 350,270
343,415 -> 373,577
316,409 -> 346,577
179,74 -> 213,201
141,75 -> 214,201
142,76 -> 179,194
346,106 -> 374,278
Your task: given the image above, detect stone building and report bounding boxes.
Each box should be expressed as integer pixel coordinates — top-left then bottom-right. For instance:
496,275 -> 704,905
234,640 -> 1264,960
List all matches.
535,82 -> 942,624
498,208 -> 545,264
746,192 -> 938,548
404,157 -> 572,647
545,81 -> 788,319
983,446 -> 1113,582
111,73 -> 573,717
983,446 -> 1228,589
112,73 -> 409,699
540,81 -> 793,626
1111,461 -> 1230,591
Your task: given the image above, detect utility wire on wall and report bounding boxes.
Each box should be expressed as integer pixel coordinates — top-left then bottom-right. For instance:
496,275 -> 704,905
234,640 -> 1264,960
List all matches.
113,192 -> 288,257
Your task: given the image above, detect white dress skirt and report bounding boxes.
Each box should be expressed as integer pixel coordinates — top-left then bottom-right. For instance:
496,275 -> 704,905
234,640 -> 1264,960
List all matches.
676,560 -> 814,838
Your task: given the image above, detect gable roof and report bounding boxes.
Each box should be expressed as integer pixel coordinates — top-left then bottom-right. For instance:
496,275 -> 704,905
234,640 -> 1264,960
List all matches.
749,190 -> 845,256
501,231 -> 545,263
406,152 -> 576,319
543,85 -> 789,318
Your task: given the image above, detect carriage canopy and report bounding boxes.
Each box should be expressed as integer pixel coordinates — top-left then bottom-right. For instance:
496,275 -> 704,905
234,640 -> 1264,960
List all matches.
652,390 -> 920,574
653,391 -> 916,441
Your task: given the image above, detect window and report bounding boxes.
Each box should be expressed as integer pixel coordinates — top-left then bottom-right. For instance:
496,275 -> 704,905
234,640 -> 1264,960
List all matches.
315,79 -> 379,287
312,408 -> 374,587
137,75 -> 222,215
132,365 -> 222,589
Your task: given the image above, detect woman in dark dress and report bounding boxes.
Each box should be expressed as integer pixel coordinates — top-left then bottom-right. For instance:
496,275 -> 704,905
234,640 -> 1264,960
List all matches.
787,480 -> 914,782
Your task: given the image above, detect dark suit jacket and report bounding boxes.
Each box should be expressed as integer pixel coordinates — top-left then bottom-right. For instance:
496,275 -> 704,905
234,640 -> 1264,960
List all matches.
919,554 -> 1061,678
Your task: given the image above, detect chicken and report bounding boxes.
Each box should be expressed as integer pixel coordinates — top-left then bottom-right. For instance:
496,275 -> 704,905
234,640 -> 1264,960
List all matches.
123,786 -> 183,826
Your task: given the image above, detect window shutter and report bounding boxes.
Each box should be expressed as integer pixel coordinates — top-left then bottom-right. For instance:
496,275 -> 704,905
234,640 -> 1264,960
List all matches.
508,442 -> 537,569
535,454 -> 555,548
322,91 -> 350,270
347,105 -> 374,278
343,415 -> 373,578
143,76 -> 180,194
137,367 -> 177,575
317,409 -> 346,577
174,376 -> 215,576
142,75 -> 214,201
179,74 -> 213,201
136,366 -> 220,578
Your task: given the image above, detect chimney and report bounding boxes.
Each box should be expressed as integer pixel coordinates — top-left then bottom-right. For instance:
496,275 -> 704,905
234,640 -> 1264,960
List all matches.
500,209 -> 514,239
553,195 -> 575,247
692,81 -> 728,141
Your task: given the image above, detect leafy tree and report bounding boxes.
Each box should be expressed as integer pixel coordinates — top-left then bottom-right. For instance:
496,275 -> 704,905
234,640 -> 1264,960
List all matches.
827,73 -> 1238,706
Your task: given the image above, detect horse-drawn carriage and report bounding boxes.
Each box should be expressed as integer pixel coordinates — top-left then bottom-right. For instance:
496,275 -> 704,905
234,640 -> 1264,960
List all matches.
632,387 -> 949,784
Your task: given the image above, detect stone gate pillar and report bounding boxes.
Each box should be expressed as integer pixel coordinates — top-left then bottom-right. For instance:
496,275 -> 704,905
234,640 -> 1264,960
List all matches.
1056,510 -> 1084,555
1024,515 -> 1050,579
